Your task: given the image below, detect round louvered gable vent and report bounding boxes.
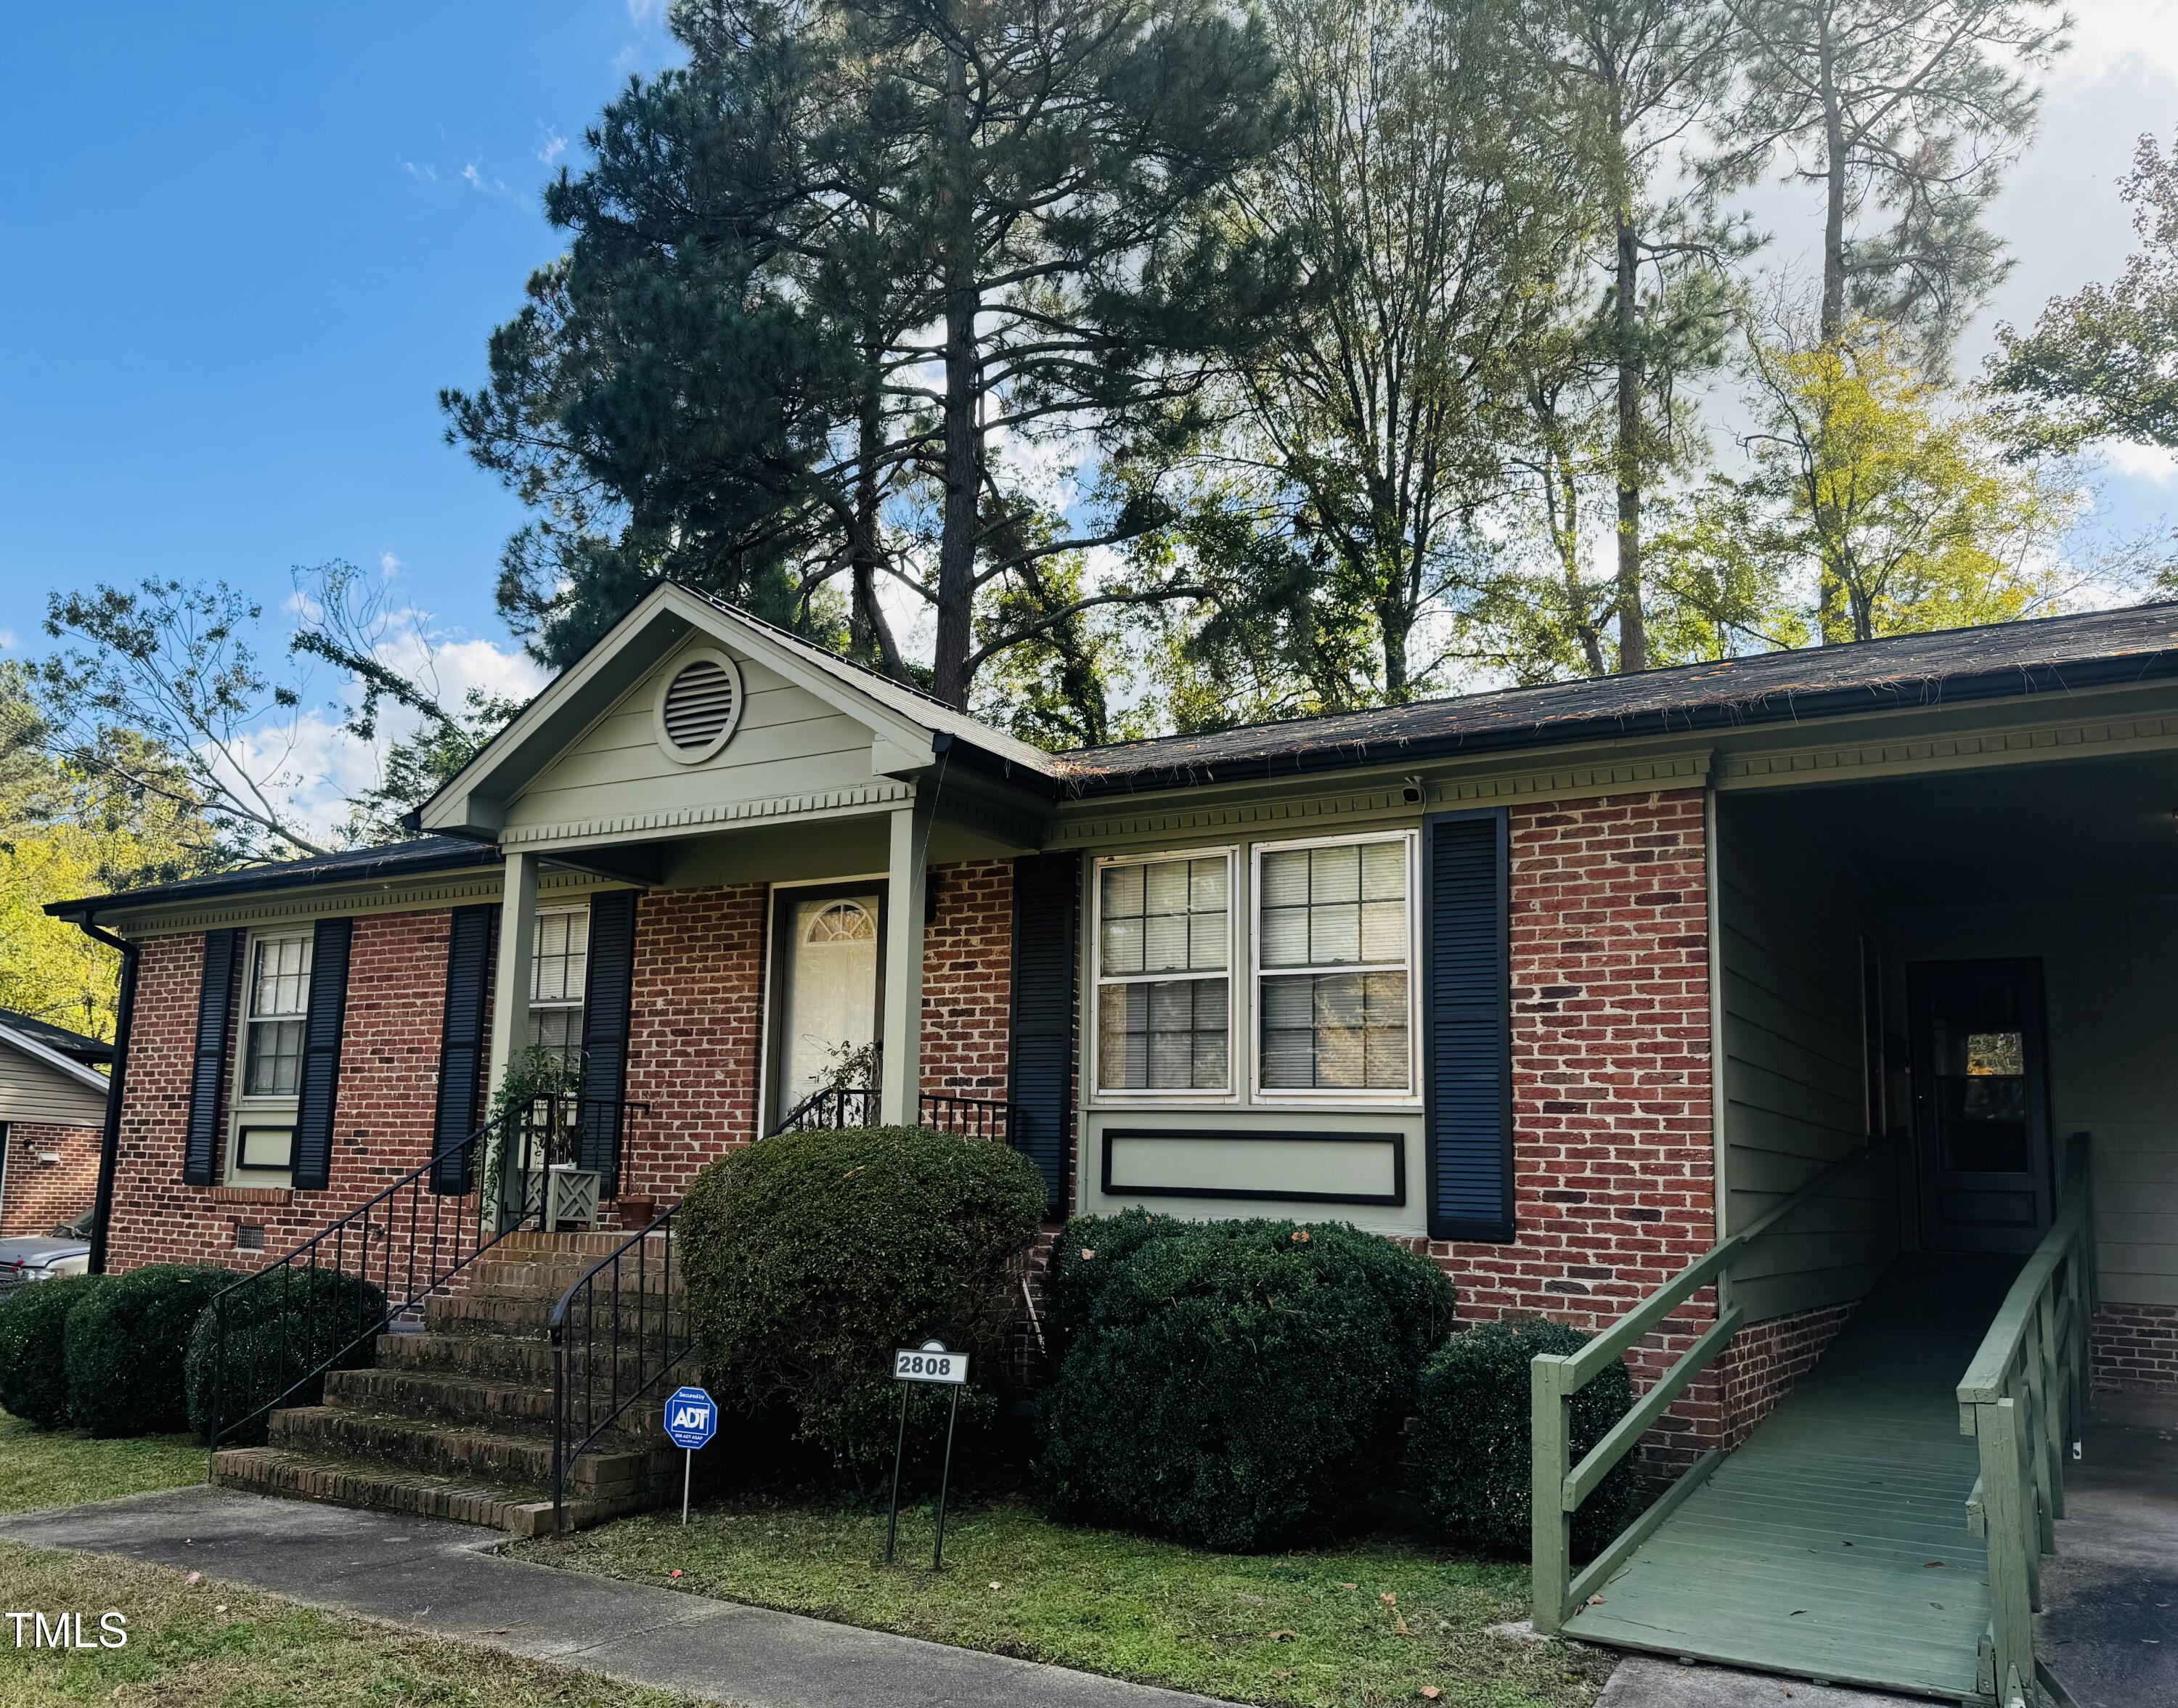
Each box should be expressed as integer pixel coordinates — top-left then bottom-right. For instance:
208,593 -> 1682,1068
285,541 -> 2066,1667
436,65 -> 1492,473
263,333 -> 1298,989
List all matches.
652,650 -> 745,763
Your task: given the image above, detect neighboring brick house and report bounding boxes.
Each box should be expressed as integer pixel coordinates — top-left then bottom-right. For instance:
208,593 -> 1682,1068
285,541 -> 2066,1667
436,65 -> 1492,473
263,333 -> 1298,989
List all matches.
49,587 -> 2178,1476
0,1008 -> 110,1238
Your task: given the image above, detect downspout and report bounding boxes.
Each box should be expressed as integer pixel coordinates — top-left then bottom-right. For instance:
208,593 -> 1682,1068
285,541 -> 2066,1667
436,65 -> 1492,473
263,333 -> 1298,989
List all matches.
76,918 -> 138,1276
1703,772 -> 1731,1324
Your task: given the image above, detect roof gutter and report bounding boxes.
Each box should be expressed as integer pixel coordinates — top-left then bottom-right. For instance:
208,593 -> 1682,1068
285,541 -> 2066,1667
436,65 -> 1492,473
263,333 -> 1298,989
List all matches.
44,841 -> 505,925
73,922 -> 135,1277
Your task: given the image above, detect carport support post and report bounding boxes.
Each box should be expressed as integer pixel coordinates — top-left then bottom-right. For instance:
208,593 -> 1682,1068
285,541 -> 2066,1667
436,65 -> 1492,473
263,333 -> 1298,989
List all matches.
485,849 -> 540,1226
880,801 -> 932,1127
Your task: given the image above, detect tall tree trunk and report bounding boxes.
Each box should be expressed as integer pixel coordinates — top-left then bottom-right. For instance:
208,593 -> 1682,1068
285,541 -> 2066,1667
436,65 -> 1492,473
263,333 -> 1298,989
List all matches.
1817,11 -> 1848,345
1613,210 -> 1647,674
850,350 -> 905,679
931,37 -> 981,710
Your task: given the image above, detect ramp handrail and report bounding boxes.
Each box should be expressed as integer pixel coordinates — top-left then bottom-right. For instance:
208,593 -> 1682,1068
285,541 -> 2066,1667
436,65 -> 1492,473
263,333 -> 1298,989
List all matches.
1529,1139 -> 1885,1634
1957,1133 -> 2095,1708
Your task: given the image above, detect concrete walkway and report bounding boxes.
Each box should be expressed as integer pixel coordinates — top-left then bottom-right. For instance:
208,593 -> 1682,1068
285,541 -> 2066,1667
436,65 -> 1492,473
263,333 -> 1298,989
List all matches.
0,1485 -> 1218,1708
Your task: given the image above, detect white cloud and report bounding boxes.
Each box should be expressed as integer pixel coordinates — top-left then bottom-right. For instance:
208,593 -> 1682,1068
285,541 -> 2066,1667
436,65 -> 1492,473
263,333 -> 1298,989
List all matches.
2102,441 -> 2178,486
626,0 -> 666,24
537,128 -> 568,168
378,550 -> 403,575
0,629 -> 17,650
461,161 -> 514,199
404,160 -> 437,183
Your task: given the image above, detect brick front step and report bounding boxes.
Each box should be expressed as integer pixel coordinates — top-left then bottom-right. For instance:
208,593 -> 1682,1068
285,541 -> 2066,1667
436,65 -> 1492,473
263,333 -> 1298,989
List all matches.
471,1256 -> 684,1300
324,1365 -> 667,1442
266,1405 -> 667,1496
211,1445 -> 565,1535
373,1330 -> 664,1388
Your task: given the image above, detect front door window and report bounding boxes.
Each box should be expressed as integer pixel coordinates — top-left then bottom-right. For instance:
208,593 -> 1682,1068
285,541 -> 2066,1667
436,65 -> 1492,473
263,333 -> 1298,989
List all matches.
772,889 -> 883,1123
1909,960 -> 2054,1254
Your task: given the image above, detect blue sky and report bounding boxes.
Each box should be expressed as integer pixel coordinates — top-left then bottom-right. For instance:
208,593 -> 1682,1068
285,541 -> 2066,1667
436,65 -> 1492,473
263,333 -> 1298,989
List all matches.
3,2 -> 2176,834
0,1 -> 679,660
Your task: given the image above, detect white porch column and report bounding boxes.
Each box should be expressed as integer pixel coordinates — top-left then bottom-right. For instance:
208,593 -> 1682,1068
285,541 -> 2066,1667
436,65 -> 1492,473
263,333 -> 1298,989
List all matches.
879,801 -> 934,1126
486,848 -> 539,1097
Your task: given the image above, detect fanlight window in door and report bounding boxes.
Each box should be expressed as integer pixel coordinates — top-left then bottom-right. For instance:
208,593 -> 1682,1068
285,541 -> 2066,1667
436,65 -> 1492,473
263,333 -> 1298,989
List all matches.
805,901 -> 875,944
653,649 -> 745,763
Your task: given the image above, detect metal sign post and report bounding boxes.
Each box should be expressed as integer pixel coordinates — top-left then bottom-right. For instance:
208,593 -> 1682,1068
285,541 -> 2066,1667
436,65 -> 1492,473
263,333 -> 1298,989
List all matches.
884,1339 -> 968,1569
662,1384 -> 718,1526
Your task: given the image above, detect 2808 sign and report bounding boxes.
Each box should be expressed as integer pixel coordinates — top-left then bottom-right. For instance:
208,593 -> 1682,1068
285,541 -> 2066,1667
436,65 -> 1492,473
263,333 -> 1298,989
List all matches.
892,1345 -> 967,1384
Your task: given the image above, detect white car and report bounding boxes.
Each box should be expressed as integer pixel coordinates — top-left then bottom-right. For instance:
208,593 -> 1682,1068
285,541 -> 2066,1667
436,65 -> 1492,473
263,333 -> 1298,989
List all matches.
0,1234 -> 91,1303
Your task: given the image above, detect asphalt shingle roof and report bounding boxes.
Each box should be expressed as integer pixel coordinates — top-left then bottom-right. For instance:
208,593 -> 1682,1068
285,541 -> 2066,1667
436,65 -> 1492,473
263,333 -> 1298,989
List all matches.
1046,603 -> 2178,791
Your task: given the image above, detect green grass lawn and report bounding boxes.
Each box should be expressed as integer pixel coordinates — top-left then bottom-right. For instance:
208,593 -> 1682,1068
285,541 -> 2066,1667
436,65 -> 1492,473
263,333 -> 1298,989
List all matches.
0,1409 -> 204,1516
518,1494 -> 1612,1708
0,1542 -> 705,1708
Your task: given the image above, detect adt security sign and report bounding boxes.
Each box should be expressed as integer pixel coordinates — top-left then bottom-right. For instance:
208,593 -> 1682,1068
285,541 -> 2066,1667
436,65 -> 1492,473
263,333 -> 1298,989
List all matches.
663,1385 -> 717,1525
664,1386 -> 718,1450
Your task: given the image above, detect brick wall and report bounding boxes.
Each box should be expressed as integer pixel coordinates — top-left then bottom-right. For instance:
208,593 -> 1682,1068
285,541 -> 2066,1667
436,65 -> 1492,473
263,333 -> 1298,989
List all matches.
1715,1301 -> 1856,1449
919,861 -> 1013,1101
619,883 -> 768,1206
2092,1301 -> 2178,1392
1418,789 -> 1724,1462
105,911 -> 459,1276
0,1121 -> 103,1238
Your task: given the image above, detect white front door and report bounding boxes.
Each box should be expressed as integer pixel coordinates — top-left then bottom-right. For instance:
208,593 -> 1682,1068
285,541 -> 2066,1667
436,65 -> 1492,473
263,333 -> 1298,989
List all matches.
773,890 -> 884,1120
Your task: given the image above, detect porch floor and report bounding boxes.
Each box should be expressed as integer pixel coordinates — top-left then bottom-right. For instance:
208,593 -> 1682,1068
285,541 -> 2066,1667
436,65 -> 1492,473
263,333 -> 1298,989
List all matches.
1564,1254 -> 2023,1704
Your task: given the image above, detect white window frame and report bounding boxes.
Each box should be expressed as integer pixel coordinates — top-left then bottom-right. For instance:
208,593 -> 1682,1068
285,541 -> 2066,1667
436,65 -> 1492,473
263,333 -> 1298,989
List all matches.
227,925 -> 314,1183
1248,829 -> 1422,1107
1088,845 -> 1239,1103
529,902 -> 591,1072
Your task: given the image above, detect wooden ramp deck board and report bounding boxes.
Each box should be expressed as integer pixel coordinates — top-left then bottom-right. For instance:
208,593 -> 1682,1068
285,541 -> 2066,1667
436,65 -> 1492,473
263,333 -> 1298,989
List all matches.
1563,1255 -> 2024,1704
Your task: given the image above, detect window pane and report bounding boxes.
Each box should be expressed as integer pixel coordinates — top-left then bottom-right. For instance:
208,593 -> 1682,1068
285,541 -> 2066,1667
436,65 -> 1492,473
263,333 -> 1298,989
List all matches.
1257,971 -> 1411,1092
252,937 -> 310,1019
1101,856 -> 1227,978
1310,843 -> 1361,904
1360,898 -> 1406,963
1261,905 -> 1309,968
1361,839 -> 1406,902
1309,902 -> 1361,965
531,1007 -> 584,1073
1097,978 -> 1228,1091
1260,849 -> 1309,909
245,1017 -> 304,1098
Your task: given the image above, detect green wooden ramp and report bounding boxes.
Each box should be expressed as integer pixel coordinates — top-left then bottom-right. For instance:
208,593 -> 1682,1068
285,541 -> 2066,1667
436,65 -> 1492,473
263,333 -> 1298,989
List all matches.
1563,1255 -> 2024,1703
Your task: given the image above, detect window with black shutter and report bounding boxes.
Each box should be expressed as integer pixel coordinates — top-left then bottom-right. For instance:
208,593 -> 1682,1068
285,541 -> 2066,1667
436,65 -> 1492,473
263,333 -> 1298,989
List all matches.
290,917 -> 354,1191
431,904 -> 495,1193
1422,809 -> 1514,1241
1009,851 -> 1080,1215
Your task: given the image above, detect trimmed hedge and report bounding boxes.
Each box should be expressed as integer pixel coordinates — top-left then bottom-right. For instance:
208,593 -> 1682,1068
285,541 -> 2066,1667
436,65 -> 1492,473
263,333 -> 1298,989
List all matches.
680,1124 -> 1048,1480
1037,1211 -> 1458,1550
185,1268 -> 390,1445
0,1275 -> 110,1429
64,1265 -> 234,1437
1408,1317 -> 1636,1558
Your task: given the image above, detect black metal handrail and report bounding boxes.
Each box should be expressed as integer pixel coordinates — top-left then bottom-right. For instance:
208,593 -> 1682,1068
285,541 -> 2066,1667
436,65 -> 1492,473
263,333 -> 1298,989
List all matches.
768,1085 -> 1017,1140
548,1204 -> 693,1532
203,1095 -> 559,1452
512,1092 -> 650,1216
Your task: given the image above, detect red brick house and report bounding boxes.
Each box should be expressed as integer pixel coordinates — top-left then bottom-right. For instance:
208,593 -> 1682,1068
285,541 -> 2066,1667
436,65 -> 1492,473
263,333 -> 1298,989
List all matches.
48,588 -> 2178,1548
0,1008 -> 109,1239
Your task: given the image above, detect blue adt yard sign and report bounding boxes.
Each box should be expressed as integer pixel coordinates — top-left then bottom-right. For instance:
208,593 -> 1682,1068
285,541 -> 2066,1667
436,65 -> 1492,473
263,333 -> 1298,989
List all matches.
664,1385 -> 717,1524
664,1386 -> 717,1450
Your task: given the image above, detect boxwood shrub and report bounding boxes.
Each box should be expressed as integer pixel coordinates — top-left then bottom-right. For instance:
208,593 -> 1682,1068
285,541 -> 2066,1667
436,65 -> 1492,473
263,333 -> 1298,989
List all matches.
185,1268 -> 390,1445
65,1264 -> 234,1437
1036,1211 -> 1458,1551
679,1124 -> 1048,1481
1408,1317 -> 1637,1558
0,1275 -> 110,1429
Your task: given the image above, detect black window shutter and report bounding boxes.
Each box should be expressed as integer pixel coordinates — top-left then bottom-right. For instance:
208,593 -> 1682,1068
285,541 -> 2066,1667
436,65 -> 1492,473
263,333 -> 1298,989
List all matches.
431,904 -> 496,1194
183,929 -> 245,1186
1007,852 -> 1079,1217
577,889 -> 638,1195
290,917 -> 354,1191
1424,810 -> 1514,1241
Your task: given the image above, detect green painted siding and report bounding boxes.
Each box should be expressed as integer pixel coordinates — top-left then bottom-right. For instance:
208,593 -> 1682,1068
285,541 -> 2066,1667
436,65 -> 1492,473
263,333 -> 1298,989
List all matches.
1718,804 -> 1898,1322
